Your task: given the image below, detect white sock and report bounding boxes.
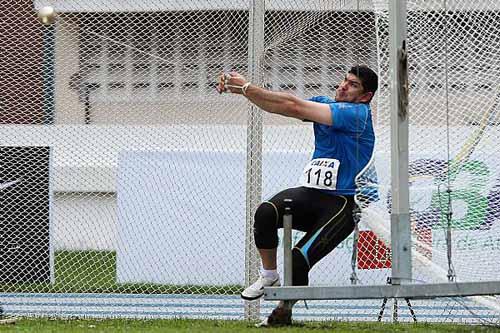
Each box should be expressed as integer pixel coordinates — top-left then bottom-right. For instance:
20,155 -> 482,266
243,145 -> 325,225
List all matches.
261,268 -> 279,279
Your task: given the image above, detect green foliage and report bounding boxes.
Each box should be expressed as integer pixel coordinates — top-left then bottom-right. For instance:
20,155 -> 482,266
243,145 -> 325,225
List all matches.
0,250 -> 241,295
0,318 -> 499,333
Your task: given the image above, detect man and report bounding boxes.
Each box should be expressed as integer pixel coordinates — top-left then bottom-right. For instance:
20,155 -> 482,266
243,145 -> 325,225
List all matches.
217,65 -> 378,326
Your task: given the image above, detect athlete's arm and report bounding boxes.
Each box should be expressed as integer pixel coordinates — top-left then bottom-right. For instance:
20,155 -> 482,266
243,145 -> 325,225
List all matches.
246,85 -> 332,125
218,72 -> 332,126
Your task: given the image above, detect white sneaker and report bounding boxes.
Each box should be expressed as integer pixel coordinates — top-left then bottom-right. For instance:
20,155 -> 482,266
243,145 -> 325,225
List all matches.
241,275 -> 280,301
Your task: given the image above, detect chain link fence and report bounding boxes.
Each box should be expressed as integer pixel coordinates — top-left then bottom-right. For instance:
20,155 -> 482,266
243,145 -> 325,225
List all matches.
1,0 -> 500,323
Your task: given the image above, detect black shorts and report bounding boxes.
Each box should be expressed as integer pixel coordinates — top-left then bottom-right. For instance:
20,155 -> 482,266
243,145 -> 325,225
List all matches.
262,186 -> 356,268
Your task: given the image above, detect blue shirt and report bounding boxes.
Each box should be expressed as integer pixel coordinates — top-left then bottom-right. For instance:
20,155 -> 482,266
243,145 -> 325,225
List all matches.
308,96 -> 377,197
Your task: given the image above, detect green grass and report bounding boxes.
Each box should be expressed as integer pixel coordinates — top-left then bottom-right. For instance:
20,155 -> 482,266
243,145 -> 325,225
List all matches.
1,252 -> 497,331
0,250 -> 241,295
0,318 -> 499,333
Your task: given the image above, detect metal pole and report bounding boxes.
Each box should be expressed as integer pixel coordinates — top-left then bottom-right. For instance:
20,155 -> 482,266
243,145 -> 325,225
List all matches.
283,199 -> 293,311
350,213 -> 360,285
442,0 -> 456,284
388,0 -> 411,285
42,25 -> 55,124
244,0 -> 265,321
283,199 -> 293,287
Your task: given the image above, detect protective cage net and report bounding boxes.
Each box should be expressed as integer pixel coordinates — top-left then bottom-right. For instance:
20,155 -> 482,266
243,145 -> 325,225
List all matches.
0,0 -> 499,324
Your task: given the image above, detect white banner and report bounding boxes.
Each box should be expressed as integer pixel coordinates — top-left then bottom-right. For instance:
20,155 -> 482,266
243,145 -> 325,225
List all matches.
116,147 -> 500,285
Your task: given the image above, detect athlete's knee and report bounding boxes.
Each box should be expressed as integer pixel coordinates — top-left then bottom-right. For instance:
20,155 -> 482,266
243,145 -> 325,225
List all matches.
292,248 -> 309,286
253,202 -> 279,249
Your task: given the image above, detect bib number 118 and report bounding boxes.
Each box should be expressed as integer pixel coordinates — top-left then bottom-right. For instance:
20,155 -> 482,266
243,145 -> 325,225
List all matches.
305,168 -> 334,187
300,158 -> 339,190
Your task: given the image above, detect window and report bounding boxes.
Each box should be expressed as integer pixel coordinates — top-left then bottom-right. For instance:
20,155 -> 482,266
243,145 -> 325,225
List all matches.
78,11 -> 248,103
77,11 -> 378,103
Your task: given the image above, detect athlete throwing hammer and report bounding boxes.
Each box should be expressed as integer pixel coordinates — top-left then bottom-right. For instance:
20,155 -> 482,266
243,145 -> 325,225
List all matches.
217,65 -> 378,326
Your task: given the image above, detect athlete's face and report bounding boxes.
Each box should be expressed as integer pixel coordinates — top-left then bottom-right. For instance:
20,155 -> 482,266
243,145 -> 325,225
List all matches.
335,73 -> 373,104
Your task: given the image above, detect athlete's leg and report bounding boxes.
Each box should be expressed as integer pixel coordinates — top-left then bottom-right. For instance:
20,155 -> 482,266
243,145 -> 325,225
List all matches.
292,195 -> 356,285
253,187 -> 319,270
254,201 -> 279,269
265,192 -> 355,320
245,188 -> 353,301
242,187 -> 313,300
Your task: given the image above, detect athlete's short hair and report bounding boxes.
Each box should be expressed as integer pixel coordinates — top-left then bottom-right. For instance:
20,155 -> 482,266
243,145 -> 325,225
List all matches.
349,65 -> 378,98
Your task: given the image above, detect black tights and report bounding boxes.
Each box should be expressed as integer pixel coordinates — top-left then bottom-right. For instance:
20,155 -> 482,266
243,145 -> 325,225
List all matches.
254,187 -> 355,286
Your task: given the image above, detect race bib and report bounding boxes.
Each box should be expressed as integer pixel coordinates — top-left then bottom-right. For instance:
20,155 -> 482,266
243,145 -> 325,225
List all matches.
299,158 -> 340,190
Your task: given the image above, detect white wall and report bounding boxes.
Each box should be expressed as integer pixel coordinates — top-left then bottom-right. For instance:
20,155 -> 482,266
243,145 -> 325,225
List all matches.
35,1 -> 364,12
53,193 -> 117,250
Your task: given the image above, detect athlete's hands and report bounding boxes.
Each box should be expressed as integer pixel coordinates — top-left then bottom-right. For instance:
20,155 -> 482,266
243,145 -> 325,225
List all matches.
217,71 -> 250,95
216,72 -> 228,94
